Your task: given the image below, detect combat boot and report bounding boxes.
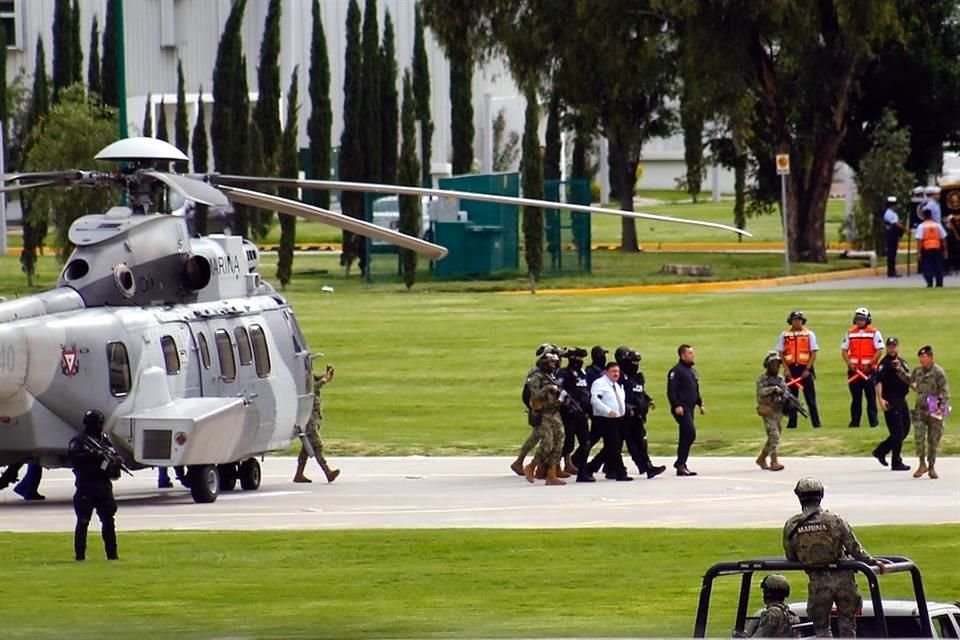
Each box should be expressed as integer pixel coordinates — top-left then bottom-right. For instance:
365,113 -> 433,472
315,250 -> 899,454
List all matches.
535,464 -> 547,480
545,466 -> 566,486
913,457 -> 927,478
510,459 -> 525,476
768,454 -> 784,472
319,458 -> 341,483
755,452 -> 769,470
555,465 -> 571,479
523,463 -> 536,484
563,454 -> 579,476
928,466 -> 938,479
293,459 -> 311,483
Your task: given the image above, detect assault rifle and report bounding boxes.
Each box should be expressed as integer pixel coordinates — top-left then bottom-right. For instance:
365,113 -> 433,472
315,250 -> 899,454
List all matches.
775,379 -> 809,418
83,434 -> 134,477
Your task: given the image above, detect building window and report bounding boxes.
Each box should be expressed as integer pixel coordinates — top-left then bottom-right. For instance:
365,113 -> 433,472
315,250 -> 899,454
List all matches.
234,326 -> 253,366
106,342 -> 131,396
197,332 -> 211,369
160,335 -> 181,375
0,1 -> 20,50
215,329 -> 236,382
249,324 -> 271,378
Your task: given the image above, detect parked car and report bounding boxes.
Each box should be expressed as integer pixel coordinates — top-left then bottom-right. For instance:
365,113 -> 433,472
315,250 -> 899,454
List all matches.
371,195 -> 434,243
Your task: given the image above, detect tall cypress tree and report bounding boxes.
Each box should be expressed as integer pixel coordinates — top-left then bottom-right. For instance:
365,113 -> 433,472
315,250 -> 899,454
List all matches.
277,67 -> 300,290
360,0 -> 381,180
21,37 -> 51,285
450,48 -> 474,175
246,118 -> 271,239
543,93 -> 561,181
101,0 -> 117,108
412,3 -> 433,186
70,0 -> 82,84
233,55 -> 255,239
156,98 -> 169,141
0,29 -> 6,153
253,0 -> 282,166
191,87 -> 210,234
142,94 -> 153,136
307,0 -> 332,209
521,84 -> 543,288
398,70 -> 420,290
174,60 -> 189,172
52,0 -> 73,102
379,11 -> 398,184
211,0 -> 246,173
339,0 -> 363,271
87,16 -> 101,99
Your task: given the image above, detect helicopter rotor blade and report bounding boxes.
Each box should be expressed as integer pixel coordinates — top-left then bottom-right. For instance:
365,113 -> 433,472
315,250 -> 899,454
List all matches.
210,175 -> 753,237
0,180 -> 64,194
141,170 -> 229,207
219,186 -> 449,261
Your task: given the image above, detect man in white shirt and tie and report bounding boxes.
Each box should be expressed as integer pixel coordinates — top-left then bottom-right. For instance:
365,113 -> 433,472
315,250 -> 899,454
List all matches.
580,362 -> 632,482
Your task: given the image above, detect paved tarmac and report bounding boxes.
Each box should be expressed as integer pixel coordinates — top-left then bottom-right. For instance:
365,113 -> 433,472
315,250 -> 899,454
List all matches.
0,456 -> 956,533
742,271 -> 959,292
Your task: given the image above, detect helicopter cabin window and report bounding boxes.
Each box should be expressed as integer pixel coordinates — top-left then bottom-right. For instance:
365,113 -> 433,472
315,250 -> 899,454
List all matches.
214,330 -> 236,382
160,336 -> 180,375
250,324 -> 271,378
197,332 -> 211,369
106,342 -> 131,396
235,326 -> 253,366
283,311 -> 306,352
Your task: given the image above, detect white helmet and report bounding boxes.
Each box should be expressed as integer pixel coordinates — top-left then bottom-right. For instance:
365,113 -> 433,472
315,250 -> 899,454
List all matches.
853,307 -> 871,323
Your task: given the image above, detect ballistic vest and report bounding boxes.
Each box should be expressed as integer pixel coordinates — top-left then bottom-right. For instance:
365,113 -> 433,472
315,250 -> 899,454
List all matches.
781,330 -> 812,366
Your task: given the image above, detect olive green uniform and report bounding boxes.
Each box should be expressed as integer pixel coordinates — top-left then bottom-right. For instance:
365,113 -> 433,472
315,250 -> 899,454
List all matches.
757,374 -> 785,457
909,364 -> 950,467
298,375 -> 329,467
752,601 -> 801,638
527,369 -> 564,468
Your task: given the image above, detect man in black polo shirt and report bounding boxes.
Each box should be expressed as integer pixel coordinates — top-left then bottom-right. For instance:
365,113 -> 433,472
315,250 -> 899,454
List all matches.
873,337 -> 912,471
667,344 -> 705,476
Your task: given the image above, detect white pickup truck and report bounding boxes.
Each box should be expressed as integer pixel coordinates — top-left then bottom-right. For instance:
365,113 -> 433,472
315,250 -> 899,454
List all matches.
694,556 -> 959,638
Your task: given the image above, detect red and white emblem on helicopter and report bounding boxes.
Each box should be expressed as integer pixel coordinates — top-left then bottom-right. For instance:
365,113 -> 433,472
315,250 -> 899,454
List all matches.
60,345 -> 79,377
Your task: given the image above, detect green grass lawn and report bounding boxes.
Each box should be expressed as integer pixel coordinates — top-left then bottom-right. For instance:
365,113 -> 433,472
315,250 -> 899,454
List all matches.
0,526 -> 956,639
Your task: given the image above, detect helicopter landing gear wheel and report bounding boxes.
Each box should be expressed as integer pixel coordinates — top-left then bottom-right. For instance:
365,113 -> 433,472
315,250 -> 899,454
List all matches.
239,458 -> 261,491
217,464 -> 238,492
188,465 -> 219,503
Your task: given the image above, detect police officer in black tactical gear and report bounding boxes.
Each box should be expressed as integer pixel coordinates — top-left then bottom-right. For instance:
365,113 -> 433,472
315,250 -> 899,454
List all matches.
68,410 -> 121,561
667,344 -> 705,476
618,348 -> 667,479
586,345 -> 608,387
873,337 -> 912,472
556,347 -> 591,476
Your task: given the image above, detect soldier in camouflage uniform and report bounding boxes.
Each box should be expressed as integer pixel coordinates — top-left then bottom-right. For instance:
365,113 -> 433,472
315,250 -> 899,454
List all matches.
909,345 -> 950,479
749,574 -> 801,638
523,351 -> 567,486
511,344 -> 561,478
783,477 -> 885,638
293,364 -> 340,483
756,352 -> 787,472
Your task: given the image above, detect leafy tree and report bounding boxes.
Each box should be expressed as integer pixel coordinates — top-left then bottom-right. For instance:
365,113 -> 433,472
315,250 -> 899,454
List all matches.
211,0 -> 246,173
668,0 -> 901,262
339,0 -> 364,272
307,0 -> 332,209
101,0 -> 118,108
142,93 -> 152,137
277,68 -> 300,290
156,97 -> 169,141
851,109 -> 913,252
543,93 -> 561,181
520,84 -> 543,288
380,11 -> 398,184
307,0 -> 333,209
20,37 -> 51,285
253,0 -> 282,166
360,0 -> 381,180
412,3 -> 433,186
52,0 -> 75,102
491,108 -> 519,172
174,60 -> 189,172
678,55 -> 705,203
398,70 -> 421,289
191,86 -> 210,234
24,84 -> 116,261
87,16 -> 101,99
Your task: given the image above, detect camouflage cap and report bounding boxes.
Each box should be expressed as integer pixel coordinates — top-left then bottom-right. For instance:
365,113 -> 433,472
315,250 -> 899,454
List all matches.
763,351 -> 782,367
536,343 -> 561,357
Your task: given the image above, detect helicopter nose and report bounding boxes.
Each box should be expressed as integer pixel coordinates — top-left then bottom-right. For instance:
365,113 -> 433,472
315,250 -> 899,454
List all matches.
0,325 -> 29,399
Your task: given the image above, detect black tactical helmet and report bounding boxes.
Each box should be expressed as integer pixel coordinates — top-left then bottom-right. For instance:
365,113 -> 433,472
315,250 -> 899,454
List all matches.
563,347 -> 588,360
794,476 -> 824,500
83,409 -> 105,431
787,310 -> 806,324
760,574 -> 791,599
591,346 -> 608,361
614,346 -> 632,365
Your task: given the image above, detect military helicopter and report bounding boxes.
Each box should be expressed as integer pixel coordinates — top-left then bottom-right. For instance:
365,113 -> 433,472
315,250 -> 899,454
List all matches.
0,137 -> 748,504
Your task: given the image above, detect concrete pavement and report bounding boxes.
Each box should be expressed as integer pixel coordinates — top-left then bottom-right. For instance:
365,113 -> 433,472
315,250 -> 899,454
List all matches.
0,456 -> 956,532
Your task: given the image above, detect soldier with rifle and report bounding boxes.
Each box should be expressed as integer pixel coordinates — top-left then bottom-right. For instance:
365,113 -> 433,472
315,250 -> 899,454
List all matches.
756,352 -> 807,472
68,410 -> 129,561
